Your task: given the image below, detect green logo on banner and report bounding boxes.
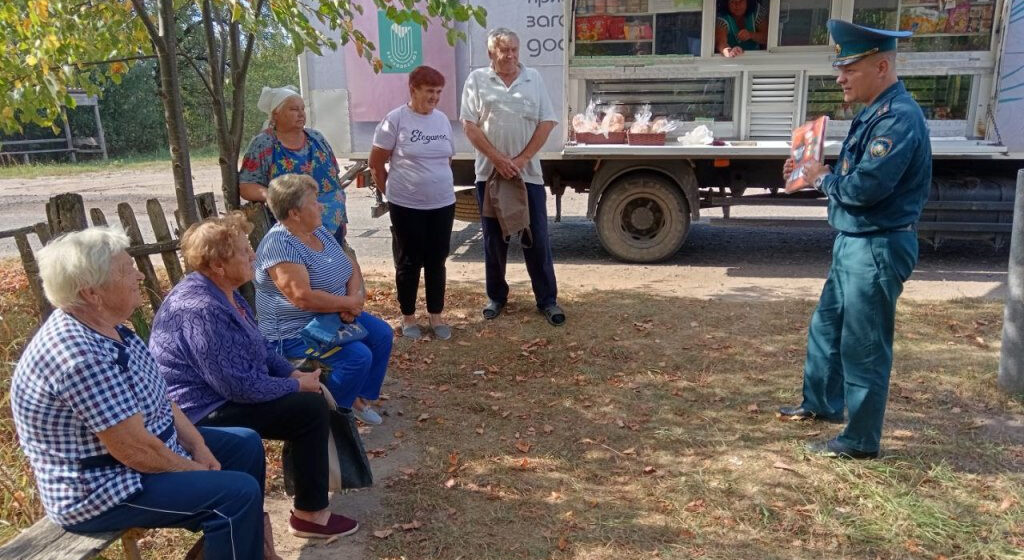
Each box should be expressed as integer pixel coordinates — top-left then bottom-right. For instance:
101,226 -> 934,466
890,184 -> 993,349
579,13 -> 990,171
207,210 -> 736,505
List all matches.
377,11 -> 422,74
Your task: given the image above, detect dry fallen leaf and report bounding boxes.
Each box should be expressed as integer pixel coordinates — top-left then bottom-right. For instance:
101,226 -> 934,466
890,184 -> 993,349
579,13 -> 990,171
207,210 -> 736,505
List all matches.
373,529 -> 393,539
998,496 -> 1016,513
642,466 -> 657,475
557,535 -> 569,551
400,520 -> 423,531
542,424 -> 554,434
684,499 -> 706,513
393,430 -> 405,438
515,440 -> 532,453
324,535 -> 340,545
622,447 -> 637,455
747,403 -> 760,413
399,467 -> 417,476
772,461 -> 802,476
417,413 -> 431,422
444,478 -> 457,488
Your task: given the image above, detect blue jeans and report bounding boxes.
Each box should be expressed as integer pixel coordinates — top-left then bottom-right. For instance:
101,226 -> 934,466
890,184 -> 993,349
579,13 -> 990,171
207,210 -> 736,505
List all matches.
65,427 -> 265,560
474,181 -> 558,309
279,311 -> 393,409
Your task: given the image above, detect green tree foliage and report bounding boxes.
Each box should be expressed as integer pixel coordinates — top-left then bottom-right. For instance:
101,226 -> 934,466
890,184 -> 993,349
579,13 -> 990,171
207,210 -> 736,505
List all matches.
2,0 -> 487,221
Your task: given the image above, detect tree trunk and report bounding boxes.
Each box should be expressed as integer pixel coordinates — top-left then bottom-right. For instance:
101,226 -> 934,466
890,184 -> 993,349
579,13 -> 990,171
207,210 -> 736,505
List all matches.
154,0 -> 199,227
999,169 -> 1024,395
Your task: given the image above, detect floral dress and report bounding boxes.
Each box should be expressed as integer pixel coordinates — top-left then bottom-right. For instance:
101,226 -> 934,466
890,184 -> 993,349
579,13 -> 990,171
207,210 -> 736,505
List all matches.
239,128 -> 348,235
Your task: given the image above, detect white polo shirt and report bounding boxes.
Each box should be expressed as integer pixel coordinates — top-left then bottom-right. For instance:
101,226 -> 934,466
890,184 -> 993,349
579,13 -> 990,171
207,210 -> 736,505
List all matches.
460,64 -> 557,186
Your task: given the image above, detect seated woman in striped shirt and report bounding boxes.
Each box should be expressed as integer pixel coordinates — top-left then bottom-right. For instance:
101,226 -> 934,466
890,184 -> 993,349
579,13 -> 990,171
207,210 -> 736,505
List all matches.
254,173 -> 394,427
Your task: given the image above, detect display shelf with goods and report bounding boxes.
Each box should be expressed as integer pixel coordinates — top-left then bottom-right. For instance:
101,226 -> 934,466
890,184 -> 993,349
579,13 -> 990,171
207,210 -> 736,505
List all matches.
805,74 -> 974,136
573,0 -> 703,58
852,0 -> 995,52
586,77 -> 735,137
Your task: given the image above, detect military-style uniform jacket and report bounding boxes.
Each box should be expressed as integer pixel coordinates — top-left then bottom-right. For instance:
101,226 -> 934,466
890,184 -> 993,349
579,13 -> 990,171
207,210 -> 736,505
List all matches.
818,81 -> 932,234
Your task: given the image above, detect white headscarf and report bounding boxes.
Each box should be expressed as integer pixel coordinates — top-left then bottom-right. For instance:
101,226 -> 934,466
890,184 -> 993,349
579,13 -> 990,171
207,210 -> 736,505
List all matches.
257,85 -> 301,130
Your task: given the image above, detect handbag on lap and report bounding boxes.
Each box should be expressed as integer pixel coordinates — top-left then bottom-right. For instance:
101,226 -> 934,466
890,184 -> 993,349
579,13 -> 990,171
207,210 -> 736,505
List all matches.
299,312 -> 368,358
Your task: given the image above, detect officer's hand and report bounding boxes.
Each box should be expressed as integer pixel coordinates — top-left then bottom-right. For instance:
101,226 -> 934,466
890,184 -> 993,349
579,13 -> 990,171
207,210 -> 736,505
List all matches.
782,158 -> 795,181
801,160 -> 831,184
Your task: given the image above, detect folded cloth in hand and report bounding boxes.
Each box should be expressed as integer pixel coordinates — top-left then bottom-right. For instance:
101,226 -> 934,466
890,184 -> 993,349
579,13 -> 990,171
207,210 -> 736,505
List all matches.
301,313 -> 368,357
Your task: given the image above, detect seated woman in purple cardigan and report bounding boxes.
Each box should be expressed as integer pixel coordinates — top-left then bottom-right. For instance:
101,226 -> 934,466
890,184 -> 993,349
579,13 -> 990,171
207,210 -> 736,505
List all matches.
149,212 -> 359,540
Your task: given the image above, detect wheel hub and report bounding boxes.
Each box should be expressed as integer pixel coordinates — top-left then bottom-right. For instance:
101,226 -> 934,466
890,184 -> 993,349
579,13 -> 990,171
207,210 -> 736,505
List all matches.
630,206 -> 656,230
621,196 -> 663,239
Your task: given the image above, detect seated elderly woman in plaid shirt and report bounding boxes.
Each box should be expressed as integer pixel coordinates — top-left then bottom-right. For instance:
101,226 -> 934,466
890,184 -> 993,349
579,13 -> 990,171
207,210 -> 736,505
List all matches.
9,227 -> 277,560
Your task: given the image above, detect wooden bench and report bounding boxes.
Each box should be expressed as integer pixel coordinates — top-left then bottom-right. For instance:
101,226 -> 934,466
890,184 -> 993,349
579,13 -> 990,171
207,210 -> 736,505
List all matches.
0,520 -> 142,560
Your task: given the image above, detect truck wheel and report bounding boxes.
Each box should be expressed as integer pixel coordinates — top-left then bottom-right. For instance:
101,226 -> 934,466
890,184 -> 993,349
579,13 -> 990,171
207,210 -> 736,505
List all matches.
595,173 -> 690,263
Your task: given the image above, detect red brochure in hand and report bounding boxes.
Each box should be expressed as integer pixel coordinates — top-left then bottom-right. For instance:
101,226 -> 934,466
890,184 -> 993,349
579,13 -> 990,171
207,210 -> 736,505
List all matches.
785,116 -> 829,193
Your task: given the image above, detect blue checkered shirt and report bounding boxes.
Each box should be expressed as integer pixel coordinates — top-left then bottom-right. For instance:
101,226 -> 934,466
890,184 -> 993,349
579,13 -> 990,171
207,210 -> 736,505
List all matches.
10,310 -> 189,526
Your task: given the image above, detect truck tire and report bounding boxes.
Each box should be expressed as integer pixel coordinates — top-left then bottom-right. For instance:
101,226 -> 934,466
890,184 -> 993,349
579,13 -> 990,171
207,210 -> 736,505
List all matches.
595,173 -> 690,263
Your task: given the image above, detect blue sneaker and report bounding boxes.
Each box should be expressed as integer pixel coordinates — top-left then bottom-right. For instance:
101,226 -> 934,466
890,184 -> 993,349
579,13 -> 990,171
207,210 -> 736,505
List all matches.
353,406 -> 382,425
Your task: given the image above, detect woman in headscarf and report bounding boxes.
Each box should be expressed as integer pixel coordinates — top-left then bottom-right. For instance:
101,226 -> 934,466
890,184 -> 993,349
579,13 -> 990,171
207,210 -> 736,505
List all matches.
715,0 -> 768,57
239,86 -> 351,247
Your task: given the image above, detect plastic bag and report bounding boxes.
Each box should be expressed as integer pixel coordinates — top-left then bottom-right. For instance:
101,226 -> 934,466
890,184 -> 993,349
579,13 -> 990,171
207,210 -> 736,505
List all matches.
678,125 -> 714,146
571,100 -> 601,134
629,104 -> 653,133
600,105 -> 625,136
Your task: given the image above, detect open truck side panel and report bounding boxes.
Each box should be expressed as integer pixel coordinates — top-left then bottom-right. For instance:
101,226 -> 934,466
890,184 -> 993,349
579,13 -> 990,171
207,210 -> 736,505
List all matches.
301,0 -> 1024,262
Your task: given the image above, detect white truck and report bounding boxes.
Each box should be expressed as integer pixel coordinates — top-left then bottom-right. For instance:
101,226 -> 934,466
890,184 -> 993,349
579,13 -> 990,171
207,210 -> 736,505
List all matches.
299,0 -> 1024,262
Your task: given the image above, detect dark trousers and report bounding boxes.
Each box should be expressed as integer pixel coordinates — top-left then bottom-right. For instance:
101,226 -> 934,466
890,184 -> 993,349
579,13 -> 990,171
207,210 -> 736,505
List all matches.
389,202 -> 456,315
800,232 -> 917,452
474,181 -> 558,309
66,427 -> 265,560
198,392 -> 331,513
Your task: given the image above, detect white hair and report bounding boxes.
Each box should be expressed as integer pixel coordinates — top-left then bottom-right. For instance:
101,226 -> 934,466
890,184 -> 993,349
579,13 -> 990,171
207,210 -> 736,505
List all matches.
36,226 -> 131,309
487,28 -> 519,52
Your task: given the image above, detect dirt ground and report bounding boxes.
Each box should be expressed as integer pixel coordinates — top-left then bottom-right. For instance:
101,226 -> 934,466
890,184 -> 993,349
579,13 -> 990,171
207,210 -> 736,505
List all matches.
0,161 -> 1009,302
0,162 -> 1016,559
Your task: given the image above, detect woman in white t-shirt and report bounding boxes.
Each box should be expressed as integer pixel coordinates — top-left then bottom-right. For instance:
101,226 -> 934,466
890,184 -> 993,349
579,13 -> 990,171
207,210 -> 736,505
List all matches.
369,66 -> 457,341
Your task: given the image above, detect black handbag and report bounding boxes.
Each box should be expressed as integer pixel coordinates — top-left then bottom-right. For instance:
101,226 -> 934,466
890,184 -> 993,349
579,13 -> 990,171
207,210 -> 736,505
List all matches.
282,383 -> 373,494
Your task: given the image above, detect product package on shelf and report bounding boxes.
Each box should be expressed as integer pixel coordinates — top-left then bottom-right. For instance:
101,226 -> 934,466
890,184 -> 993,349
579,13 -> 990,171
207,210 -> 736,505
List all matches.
785,116 -> 829,193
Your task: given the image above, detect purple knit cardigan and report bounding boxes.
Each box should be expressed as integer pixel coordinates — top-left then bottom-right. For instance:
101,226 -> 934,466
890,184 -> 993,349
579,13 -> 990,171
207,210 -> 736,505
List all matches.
150,272 -> 299,423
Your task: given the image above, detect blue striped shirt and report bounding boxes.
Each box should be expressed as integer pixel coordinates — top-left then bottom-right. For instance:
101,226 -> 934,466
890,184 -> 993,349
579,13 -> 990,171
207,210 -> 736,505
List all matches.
254,223 -> 353,341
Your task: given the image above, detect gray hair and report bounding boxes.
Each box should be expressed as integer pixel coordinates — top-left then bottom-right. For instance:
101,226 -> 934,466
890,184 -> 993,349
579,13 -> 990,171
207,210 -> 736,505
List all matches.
487,28 -> 519,52
36,226 -> 131,309
267,174 -> 318,221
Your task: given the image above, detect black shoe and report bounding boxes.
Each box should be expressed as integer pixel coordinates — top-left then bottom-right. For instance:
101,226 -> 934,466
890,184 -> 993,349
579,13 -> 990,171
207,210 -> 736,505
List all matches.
482,300 -> 505,320
778,405 -> 844,424
806,438 -> 879,460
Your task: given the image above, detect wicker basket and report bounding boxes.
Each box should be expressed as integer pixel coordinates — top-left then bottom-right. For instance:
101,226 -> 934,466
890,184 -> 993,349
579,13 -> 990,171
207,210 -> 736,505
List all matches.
574,131 -> 626,145
627,132 -> 667,146
454,187 -> 480,223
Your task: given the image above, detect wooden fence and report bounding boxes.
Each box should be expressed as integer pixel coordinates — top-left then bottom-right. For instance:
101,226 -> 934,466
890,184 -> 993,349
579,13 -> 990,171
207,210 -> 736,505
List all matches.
0,192 -> 271,333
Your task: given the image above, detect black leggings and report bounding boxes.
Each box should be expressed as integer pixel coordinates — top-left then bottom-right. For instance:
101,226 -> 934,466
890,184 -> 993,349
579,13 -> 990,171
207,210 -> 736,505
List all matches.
198,391 -> 330,512
389,202 -> 455,316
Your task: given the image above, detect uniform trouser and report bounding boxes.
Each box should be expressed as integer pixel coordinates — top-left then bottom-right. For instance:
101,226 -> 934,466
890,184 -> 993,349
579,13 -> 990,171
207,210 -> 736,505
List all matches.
800,231 -> 918,453
474,181 -> 558,309
279,311 -> 394,409
198,392 -> 331,513
65,427 -> 265,560
389,202 -> 456,315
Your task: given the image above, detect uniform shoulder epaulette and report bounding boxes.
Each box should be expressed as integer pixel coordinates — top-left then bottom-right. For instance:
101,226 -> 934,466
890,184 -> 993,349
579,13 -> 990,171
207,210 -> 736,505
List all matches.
875,101 -> 891,118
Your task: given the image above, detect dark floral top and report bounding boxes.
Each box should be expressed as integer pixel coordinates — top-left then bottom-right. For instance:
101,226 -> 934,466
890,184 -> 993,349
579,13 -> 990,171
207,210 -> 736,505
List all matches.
239,128 -> 347,234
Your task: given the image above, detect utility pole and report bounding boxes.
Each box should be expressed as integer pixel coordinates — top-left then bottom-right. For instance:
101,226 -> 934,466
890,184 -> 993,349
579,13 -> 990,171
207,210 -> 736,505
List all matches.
999,169 -> 1024,394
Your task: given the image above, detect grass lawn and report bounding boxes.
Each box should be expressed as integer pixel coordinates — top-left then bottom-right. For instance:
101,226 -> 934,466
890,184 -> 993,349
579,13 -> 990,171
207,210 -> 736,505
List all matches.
0,148 -> 219,180
1,260 -> 1022,559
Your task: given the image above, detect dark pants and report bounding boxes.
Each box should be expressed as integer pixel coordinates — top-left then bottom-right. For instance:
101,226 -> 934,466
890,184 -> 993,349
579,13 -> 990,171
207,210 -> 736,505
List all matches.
800,231 -> 917,453
198,392 -> 330,512
474,181 -> 558,309
389,202 -> 456,315
66,427 -> 265,560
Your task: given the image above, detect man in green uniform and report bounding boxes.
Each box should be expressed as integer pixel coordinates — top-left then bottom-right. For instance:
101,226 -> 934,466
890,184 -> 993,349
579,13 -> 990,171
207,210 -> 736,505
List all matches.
778,19 -> 932,459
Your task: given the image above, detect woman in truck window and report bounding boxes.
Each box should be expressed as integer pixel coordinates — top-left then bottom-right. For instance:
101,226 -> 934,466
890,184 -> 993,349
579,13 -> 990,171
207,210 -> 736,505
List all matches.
715,0 -> 769,57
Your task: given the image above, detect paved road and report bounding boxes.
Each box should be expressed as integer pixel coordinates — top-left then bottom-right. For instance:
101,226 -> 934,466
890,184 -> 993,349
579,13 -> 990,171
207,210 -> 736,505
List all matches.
0,163 -> 1009,301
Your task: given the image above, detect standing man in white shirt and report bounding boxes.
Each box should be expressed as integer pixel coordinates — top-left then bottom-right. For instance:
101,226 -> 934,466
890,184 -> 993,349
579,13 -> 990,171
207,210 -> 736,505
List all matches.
460,28 -> 565,326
